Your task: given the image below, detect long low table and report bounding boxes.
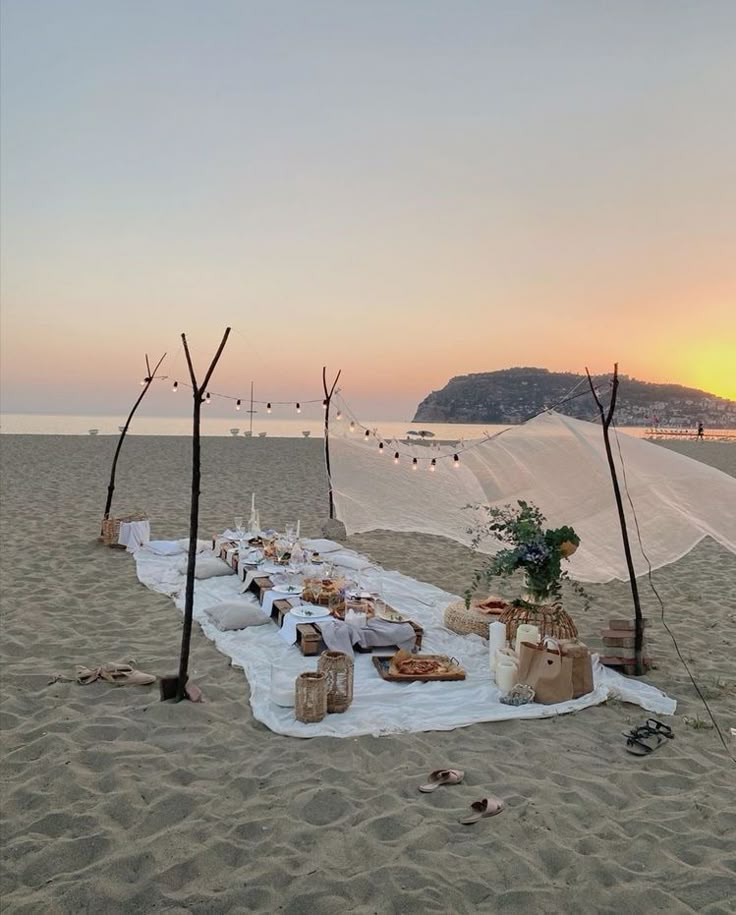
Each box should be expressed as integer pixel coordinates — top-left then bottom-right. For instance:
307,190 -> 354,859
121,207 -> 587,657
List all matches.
247,574 -> 424,656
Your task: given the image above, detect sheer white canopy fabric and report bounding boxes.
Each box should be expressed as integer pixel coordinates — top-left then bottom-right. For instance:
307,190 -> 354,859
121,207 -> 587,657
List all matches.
330,412 -> 736,584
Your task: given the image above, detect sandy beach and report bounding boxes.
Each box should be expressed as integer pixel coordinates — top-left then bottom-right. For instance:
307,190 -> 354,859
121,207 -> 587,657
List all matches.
1,434 -> 735,914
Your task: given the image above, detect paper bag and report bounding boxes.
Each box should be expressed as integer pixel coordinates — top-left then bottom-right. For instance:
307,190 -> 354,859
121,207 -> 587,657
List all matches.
557,639 -> 594,698
517,640 -> 573,704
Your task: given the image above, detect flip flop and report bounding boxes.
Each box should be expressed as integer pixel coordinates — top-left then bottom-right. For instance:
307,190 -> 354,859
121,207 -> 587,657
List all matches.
624,729 -> 666,756
418,768 -> 465,793
644,718 -> 674,739
459,797 -> 505,825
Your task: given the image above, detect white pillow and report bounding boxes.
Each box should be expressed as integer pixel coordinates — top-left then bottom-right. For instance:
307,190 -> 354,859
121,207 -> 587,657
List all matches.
205,602 -> 270,631
177,538 -> 216,553
177,556 -> 234,579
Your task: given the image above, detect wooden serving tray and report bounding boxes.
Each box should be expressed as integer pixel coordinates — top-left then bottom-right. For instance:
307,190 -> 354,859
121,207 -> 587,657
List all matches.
372,656 -> 466,682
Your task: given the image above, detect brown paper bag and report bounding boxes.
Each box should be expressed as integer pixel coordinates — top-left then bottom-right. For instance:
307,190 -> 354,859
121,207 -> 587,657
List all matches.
517,640 -> 574,704
557,639 -> 594,698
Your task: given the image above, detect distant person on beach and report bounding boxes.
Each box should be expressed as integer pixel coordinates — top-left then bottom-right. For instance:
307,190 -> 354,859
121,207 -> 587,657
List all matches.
697,421 -> 704,440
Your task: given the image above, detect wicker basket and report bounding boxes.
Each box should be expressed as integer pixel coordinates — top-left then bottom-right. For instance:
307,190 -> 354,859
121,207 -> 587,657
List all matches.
443,599 -> 503,639
294,672 -> 327,723
100,513 -> 147,548
499,603 -> 578,643
318,651 -> 354,713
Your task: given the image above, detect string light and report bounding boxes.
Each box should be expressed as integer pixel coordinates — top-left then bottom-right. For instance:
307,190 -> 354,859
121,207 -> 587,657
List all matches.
349,421 -> 355,432
453,453 -> 460,467
412,458 -> 418,470
296,403 -> 301,413
236,399 -> 241,411
322,399 -> 328,409
267,403 -> 272,413
336,410 -> 342,420
172,381 -> 178,392
364,429 -> 370,439
394,451 -> 399,464
430,458 -> 436,472
205,392 -> 211,403
378,442 -> 384,454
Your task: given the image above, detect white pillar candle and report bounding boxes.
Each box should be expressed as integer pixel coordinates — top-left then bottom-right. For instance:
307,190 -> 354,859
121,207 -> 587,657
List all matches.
495,656 -> 519,693
515,623 -> 541,657
296,519 -> 300,538
251,492 -> 256,512
488,621 -> 507,673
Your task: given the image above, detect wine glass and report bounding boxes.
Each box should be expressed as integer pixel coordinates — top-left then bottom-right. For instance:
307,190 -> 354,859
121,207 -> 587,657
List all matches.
233,516 -> 246,553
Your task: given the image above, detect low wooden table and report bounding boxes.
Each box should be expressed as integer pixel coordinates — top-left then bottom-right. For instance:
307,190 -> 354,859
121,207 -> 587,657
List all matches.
246,575 -> 423,657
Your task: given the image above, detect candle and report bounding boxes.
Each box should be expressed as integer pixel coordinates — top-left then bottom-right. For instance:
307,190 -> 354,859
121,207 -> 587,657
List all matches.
495,655 -> 519,693
251,492 -> 255,512
488,621 -> 507,673
296,519 -> 300,539
515,623 -> 540,657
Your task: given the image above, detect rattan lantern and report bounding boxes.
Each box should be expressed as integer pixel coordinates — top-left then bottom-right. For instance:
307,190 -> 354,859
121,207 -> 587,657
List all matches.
295,671 -> 327,723
318,651 -> 354,713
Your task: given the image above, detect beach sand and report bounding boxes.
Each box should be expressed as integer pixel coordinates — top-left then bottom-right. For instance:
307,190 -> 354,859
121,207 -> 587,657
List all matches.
1,435 -> 735,914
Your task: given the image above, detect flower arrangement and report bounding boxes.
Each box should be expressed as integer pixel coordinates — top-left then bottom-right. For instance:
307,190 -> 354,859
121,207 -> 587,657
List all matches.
465,500 -> 590,610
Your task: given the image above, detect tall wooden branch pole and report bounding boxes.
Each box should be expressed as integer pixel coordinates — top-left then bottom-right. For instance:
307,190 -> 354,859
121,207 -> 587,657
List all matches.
586,363 -> 645,675
322,366 -> 342,519
175,327 -> 231,701
102,352 -> 166,524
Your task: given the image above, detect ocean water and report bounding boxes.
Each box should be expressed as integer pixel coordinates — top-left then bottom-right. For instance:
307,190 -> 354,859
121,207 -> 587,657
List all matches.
1,413 -> 731,441
0,413 -> 509,440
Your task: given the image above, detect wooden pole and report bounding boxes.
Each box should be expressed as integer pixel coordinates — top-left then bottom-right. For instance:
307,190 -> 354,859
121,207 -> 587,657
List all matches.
322,366 -> 342,519
102,352 -> 166,524
586,363 -> 645,675
174,327 -> 231,701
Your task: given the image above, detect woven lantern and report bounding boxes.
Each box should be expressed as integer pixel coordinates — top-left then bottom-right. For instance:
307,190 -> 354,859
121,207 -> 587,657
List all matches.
499,603 -> 578,644
318,650 -> 354,713
295,672 -> 327,723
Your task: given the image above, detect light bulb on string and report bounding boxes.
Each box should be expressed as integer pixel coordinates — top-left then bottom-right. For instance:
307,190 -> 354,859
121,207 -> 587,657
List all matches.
205,392 -> 211,403
236,399 -> 241,411
172,381 -> 178,392
349,421 -> 355,432
364,429 -> 370,438
453,453 -> 460,468
378,442 -> 384,454
336,410 -> 342,420
412,458 -> 418,471
430,458 -> 436,472
266,403 -> 272,413
296,403 -> 301,413
394,451 -> 399,465
322,399 -> 327,409
140,379 -> 147,386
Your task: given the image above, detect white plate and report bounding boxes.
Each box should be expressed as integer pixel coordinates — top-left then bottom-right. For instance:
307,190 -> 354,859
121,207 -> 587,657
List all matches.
375,606 -> 409,624
270,584 -> 303,596
289,605 -> 331,621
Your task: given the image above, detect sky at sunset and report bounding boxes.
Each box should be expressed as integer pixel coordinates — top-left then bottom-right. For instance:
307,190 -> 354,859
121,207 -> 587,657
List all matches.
1,0 -> 735,421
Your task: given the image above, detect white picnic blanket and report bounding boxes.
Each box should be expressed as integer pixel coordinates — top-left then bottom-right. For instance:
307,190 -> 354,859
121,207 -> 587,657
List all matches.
133,539 -> 676,738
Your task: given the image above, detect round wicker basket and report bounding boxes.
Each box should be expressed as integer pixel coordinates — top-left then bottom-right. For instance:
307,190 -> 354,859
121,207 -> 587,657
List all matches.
318,651 -> 353,713
444,599 -> 502,639
294,672 -> 327,723
499,603 -> 578,643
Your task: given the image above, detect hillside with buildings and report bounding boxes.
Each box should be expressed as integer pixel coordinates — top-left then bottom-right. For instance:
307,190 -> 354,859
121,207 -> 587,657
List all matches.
412,368 -> 736,427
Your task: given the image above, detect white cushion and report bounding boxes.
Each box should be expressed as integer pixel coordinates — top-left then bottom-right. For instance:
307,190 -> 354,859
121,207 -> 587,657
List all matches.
205,601 -> 270,631
177,556 -> 234,579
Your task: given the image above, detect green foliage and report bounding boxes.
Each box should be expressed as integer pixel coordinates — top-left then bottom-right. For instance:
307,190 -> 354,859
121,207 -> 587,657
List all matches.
464,500 -> 590,610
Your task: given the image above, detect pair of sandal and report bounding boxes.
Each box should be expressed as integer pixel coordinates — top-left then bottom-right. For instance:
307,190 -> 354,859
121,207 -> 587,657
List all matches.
624,718 -> 674,756
418,769 -> 505,825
